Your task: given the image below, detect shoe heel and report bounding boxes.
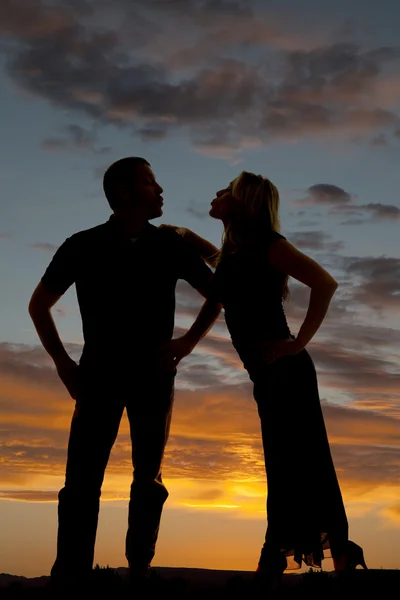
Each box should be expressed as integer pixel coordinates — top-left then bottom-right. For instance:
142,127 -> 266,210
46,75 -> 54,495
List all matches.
347,541 -> 368,570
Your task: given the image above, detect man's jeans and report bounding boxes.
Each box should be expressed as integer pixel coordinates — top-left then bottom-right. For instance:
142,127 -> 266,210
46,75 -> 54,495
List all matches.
50,367 -> 175,581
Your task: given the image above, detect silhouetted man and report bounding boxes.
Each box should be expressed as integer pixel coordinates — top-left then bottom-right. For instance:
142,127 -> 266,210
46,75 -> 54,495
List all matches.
28,157 -> 212,592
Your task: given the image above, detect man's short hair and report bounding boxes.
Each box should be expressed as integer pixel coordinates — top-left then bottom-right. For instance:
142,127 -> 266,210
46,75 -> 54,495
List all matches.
103,157 -> 150,210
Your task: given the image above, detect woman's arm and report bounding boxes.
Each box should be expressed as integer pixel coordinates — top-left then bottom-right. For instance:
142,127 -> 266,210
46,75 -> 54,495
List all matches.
269,239 -> 338,349
159,224 -> 220,267
181,228 -> 220,267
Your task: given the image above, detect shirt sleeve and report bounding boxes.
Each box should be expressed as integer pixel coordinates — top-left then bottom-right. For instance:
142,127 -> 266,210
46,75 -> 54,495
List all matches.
175,233 -> 213,297
40,235 -> 78,295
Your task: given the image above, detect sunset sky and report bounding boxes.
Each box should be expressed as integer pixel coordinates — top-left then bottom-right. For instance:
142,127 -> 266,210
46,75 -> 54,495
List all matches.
1,0 -> 400,578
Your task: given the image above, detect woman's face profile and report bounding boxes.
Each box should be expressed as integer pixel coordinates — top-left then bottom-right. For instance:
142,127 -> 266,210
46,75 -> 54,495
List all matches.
209,182 -> 237,222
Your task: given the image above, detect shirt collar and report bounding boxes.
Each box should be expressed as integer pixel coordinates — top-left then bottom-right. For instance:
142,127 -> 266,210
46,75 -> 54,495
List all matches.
106,215 -> 156,240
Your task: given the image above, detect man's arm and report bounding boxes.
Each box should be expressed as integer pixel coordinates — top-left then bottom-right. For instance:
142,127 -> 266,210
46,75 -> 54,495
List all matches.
28,283 -> 69,364
29,282 -> 79,399
29,235 -> 80,398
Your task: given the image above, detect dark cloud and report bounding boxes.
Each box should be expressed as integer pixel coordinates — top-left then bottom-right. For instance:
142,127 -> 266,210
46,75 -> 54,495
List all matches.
0,341 -> 81,390
165,435 -> 263,481
176,344 -> 248,390
186,205 -> 210,220
175,281 -> 206,320
31,242 -> 59,252
330,443 -> 400,488
284,278 -> 400,354
0,343 -> 58,388
175,280 -> 226,326
295,219 -> 321,228
303,184 -> 353,205
343,256 -> 400,311
42,124 -> 111,154
361,203 -> 400,219
0,0 -> 73,39
340,218 -> 367,226
0,443 -> 66,466
309,342 -> 400,399
52,123 -> 96,148
371,133 -> 388,146
176,356 -> 234,389
335,202 -> 400,223
138,127 -> 168,142
322,401 -> 400,478
288,230 -> 344,252
296,183 -> 399,223
328,321 -> 400,353
2,2 -> 400,155
41,138 -> 67,150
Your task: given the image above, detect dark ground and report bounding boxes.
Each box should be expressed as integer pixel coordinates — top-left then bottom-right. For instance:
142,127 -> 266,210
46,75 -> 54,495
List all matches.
1,566 -> 399,599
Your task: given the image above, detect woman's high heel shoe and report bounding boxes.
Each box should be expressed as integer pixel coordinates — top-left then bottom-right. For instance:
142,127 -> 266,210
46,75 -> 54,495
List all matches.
333,540 -> 368,572
346,541 -> 368,570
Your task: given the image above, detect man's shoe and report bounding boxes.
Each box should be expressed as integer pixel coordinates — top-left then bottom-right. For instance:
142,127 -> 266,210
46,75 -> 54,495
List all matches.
130,563 -> 152,579
48,573 -> 91,598
128,563 -> 152,594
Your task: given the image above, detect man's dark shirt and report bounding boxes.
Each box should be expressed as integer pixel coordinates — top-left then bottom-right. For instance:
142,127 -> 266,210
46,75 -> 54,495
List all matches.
41,217 -> 212,372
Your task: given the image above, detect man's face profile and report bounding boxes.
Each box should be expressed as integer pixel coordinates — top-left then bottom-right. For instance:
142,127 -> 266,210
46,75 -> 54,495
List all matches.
125,163 -> 164,220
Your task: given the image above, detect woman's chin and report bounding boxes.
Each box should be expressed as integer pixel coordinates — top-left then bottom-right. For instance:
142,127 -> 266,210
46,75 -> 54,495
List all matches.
209,208 -> 219,219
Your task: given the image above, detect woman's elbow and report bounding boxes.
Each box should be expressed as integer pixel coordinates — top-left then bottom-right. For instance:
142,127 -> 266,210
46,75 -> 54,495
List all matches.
326,277 -> 338,297
28,296 -> 42,319
330,277 -> 339,291
312,276 -> 338,295
28,292 -> 38,316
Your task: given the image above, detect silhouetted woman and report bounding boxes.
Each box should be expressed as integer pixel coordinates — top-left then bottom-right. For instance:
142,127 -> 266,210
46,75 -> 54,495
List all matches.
160,171 -> 367,593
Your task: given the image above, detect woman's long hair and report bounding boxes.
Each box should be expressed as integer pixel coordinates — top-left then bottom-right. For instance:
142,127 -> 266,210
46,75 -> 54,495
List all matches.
218,171 -> 290,301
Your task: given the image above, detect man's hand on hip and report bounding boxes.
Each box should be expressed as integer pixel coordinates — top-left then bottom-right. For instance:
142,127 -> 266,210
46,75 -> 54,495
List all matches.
55,355 -> 80,399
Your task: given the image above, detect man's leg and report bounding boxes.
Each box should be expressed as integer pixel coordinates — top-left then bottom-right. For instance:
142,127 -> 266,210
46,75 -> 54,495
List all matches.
125,371 -> 175,571
51,380 -> 124,586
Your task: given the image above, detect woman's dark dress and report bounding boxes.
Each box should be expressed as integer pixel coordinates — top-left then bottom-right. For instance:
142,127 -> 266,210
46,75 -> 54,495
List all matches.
209,232 -> 348,569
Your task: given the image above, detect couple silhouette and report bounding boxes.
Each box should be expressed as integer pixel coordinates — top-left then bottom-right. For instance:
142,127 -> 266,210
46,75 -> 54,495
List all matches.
28,157 -> 367,596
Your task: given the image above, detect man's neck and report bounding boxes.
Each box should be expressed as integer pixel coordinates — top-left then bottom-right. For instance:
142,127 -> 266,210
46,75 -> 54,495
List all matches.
112,212 -> 149,238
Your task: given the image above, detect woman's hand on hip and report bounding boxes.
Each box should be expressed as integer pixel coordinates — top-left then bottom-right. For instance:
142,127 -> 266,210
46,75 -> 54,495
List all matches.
262,338 -> 304,364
